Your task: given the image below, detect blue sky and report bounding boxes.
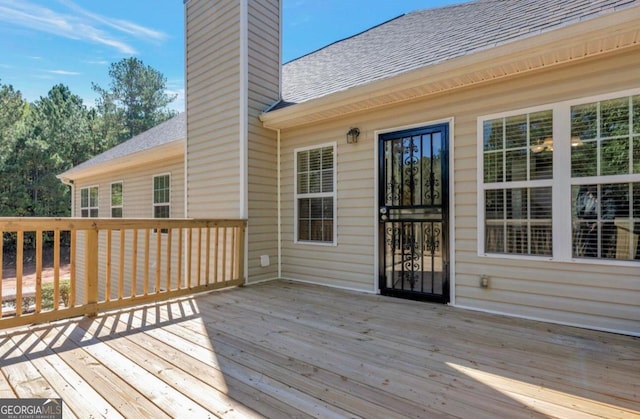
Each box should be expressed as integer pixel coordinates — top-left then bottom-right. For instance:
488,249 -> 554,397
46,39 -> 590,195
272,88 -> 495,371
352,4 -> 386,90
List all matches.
0,0 -> 465,112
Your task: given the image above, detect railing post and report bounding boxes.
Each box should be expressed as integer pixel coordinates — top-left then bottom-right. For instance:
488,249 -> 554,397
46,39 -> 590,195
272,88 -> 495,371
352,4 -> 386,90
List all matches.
85,225 -> 99,317
237,223 -> 246,285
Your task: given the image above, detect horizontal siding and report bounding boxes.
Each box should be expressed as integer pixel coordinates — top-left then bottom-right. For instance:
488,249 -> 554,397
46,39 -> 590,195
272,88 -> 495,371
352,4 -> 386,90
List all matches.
71,155 -> 185,303
279,49 -> 640,333
186,0 -> 241,219
246,0 -> 280,282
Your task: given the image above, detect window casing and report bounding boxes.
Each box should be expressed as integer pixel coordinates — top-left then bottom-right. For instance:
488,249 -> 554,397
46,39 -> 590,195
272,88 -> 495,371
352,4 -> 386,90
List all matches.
153,174 -> 170,218
111,182 -> 123,218
294,144 -> 336,244
80,186 -> 98,218
479,89 -> 640,263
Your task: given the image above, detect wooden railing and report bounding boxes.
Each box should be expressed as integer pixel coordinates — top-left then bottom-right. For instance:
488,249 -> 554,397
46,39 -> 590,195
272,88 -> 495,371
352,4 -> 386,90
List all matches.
0,218 -> 246,329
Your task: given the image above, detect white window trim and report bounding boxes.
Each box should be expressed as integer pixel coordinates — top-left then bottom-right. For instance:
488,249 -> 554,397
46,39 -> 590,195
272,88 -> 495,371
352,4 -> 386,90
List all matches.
80,185 -> 99,218
152,173 -> 171,218
110,181 -> 123,218
293,142 -> 337,246
477,87 -> 640,266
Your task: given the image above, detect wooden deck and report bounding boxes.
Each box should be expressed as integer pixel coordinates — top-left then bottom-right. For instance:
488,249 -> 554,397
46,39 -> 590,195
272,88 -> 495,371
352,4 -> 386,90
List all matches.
1,280 -> 638,418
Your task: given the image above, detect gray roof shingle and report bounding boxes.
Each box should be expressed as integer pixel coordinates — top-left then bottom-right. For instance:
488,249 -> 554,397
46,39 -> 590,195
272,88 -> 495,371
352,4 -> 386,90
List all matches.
279,0 -> 639,107
60,112 -> 185,176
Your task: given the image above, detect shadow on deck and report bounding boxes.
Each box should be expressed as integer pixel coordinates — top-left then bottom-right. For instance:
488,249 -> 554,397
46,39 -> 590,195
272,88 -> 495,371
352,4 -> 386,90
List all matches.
1,280 -> 639,418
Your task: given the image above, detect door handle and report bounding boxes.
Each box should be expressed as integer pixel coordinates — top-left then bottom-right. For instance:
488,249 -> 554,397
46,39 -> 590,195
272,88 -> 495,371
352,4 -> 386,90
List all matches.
379,207 -> 388,222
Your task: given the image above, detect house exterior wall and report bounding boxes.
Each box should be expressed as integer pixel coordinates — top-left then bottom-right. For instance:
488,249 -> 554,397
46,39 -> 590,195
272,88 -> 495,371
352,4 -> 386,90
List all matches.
186,0 -> 242,219
278,50 -> 640,335
246,0 -> 279,282
70,155 -> 184,303
186,0 -> 280,282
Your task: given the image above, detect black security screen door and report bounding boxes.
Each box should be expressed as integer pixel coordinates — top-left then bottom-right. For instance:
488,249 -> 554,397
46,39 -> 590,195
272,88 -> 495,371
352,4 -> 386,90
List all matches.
379,124 -> 449,303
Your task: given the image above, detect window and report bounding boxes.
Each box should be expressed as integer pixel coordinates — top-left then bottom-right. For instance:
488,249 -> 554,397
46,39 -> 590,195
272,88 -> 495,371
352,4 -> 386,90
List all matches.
295,144 -> 336,243
153,174 -> 170,218
482,111 -> 553,256
111,182 -> 123,218
571,95 -> 640,259
479,89 -> 640,263
80,186 -> 98,218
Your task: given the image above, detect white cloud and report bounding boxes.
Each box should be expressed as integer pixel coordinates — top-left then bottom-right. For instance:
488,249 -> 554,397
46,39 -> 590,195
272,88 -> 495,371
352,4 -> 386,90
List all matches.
45,69 -> 81,76
0,0 -> 168,54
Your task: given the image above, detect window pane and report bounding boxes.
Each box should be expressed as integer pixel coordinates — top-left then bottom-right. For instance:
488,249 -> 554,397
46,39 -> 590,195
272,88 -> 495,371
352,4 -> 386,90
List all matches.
572,140 -> 597,177
601,138 -> 630,176
485,189 -> 504,220
530,149 -> 552,180
530,111 -> 553,146
505,115 -> 527,149
309,149 -> 321,171
572,183 -> 633,259
633,95 -> 640,135
111,183 -> 123,206
298,198 -> 310,218
505,149 -> 527,182
297,150 -> 309,173
309,171 -> 321,193
571,103 -> 597,140
298,219 -> 310,241
81,209 -> 88,218
321,146 -> 333,170
483,119 -> 503,151
112,207 -> 123,218
298,173 -> 308,194
601,98 -> 629,138
633,137 -> 640,174
89,187 -> 98,207
90,209 -> 98,218
484,152 -> 503,183
485,187 -> 551,256
321,169 -> 333,193
81,189 -> 88,207
154,205 -> 169,218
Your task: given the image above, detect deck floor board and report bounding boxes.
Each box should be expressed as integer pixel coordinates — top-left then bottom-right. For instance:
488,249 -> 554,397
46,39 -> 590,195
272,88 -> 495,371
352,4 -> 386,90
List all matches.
0,280 -> 638,418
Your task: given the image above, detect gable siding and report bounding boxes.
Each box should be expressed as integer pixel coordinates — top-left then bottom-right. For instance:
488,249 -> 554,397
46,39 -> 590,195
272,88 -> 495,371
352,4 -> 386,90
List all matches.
279,50 -> 640,334
247,0 -> 279,282
186,0 -> 242,219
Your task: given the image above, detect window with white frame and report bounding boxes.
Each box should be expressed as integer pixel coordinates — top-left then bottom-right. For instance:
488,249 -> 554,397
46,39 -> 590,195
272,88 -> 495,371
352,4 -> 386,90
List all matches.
80,186 -> 98,218
482,110 -> 554,256
479,90 -> 640,262
571,95 -> 640,260
111,182 -> 123,218
153,174 -> 170,218
295,144 -> 336,243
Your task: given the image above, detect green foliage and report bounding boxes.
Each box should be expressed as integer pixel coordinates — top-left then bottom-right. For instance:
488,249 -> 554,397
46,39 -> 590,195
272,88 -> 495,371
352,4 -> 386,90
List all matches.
92,57 -> 177,145
0,59 -> 175,229
41,280 -> 71,309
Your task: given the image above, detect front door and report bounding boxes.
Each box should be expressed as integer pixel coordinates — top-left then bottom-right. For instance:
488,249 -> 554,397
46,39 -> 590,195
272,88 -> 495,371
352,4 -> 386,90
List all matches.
378,124 -> 449,302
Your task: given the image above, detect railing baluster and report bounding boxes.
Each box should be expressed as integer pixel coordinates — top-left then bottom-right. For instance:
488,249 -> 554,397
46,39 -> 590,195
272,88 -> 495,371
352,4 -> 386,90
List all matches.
187,228 -> 193,288
106,229 -> 112,302
214,227 -> 219,284
35,230 -> 42,314
197,228 -> 202,286
131,229 -> 138,298
16,231 -> 23,317
177,228 -> 183,290
85,227 -> 98,317
166,228 -> 172,291
69,230 -> 76,307
205,227 -> 211,285
53,229 -> 60,311
222,227 -> 227,284
144,229 -> 150,296
119,230 -> 125,299
156,226 -> 161,294
237,224 -> 245,283
230,227 -> 236,280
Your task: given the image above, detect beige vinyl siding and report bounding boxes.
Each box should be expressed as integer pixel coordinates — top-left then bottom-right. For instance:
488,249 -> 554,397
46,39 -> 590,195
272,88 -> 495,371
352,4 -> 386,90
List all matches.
246,0 -> 279,282
71,155 -> 184,302
186,0 -> 242,219
280,49 -> 640,333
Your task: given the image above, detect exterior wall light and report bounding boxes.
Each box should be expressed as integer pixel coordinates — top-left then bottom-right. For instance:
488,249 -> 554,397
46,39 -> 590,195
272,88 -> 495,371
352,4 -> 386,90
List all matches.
346,127 -> 360,144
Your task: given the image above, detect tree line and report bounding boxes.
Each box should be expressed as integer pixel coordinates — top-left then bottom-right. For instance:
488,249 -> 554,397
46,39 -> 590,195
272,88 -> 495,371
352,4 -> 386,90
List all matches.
0,57 -> 177,220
